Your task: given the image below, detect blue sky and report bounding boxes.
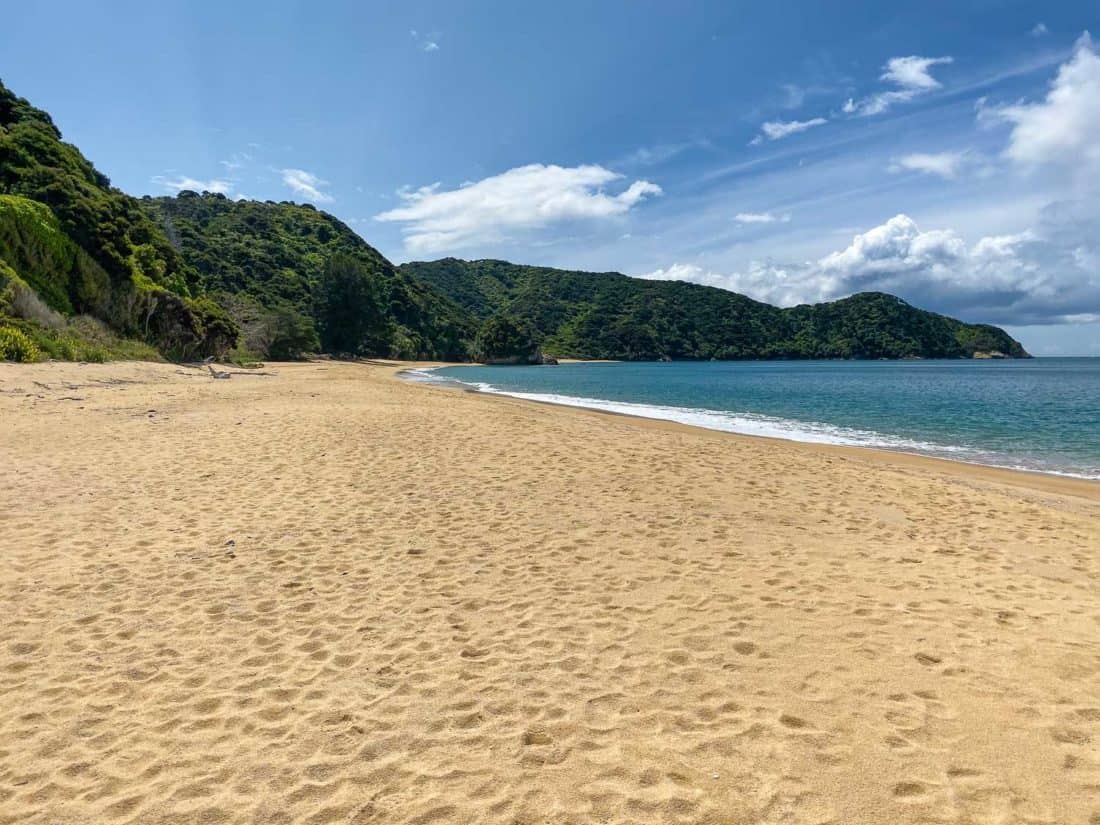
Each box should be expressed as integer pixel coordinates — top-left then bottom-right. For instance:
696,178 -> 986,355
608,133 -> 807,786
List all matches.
2,1 -> 1098,354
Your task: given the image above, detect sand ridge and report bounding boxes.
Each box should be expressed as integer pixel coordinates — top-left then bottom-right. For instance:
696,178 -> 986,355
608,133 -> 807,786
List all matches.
1,359 -> 1099,824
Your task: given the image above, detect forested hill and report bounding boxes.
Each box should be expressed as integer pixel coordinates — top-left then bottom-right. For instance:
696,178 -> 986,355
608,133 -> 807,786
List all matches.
400,258 -> 1029,361
1,76 -> 1027,364
1,78 -> 235,360
0,77 -> 470,362
138,193 -> 473,360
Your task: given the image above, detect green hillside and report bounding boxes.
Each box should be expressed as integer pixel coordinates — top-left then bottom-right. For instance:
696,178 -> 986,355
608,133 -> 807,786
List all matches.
400,258 -> 1029,361
0,76 -> 1028,365
0,80 -> 235,360
0,77 -> 469,362
138,192 -> 474,361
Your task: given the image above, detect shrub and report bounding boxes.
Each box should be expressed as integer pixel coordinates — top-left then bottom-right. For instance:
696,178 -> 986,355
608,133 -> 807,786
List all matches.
7,276 -> 65,328
0,314 -> 161,363
0,324 -> 42,362
225,346 -> 265,367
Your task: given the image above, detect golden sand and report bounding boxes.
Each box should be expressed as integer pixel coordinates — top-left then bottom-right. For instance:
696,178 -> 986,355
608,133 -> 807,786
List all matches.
2,359 -> 1099,824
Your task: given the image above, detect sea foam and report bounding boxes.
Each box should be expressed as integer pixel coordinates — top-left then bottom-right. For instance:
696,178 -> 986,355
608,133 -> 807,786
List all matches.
402,365 -> 1100,480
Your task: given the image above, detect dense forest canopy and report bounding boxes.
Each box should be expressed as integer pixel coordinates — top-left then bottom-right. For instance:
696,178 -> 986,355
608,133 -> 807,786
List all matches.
401,258 -> 1029,361
0,79 -> 236,360
0,77 -> 1028,364
0,77 -> 470,362
138,193 -> 474,360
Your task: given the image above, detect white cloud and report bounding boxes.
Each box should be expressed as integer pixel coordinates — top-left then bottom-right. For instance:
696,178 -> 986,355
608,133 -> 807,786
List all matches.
219,152 -> 253,172
882,55 -> 953,91
640,40 -> 1098,333
151,175 -> 233,195
410,29 -> 440,52
620,140 -> 706,168
778,82 -> 834,110
889,151 -> 968,179
1031,22 -> 1049,37
780,83 -> 808,109
751,117 -> 827,144
375,163 -> 661,254
848,55 -> 953,116
999,34 -> 1100,175
280,168 -> 334,204
640,209 -> 1100,325
734,212 -> 791,224
642,263 -> 715,283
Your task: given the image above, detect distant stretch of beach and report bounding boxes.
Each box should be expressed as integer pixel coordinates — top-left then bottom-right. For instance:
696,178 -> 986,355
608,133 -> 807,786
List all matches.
2,359 -> 1098,825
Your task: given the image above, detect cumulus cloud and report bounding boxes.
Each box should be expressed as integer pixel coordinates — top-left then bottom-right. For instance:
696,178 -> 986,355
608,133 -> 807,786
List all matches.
280,168 -> 334,204
734,212 -> 791,224
1031,22 -> 1049,37
889,151 -> 968,179
374,163 -> 661,254
751,117 -> 828,144
640,210 -> 1100,325
644,39 -> 1100,328
151,175 -> 233,195
999,34 -> 1100,175
847,55 -> 953,116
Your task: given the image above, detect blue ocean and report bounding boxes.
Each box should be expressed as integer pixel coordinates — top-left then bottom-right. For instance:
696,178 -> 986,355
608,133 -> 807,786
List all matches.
410,359 -> 1100,480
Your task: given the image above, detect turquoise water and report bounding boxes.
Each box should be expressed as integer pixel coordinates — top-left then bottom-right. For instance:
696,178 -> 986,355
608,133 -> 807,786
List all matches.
411,359 -> 1100,480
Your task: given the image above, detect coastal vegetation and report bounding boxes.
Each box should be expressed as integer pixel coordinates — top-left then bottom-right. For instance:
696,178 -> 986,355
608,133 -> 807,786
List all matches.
1,77 -> 1027,364
0,83 -> 235,360
401,258 -> 1029,361
473,314 -> 541,364
138,192 -> 474,361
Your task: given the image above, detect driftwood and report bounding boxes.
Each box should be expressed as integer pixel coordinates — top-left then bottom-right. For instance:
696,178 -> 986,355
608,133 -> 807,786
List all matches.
205,364 -> 276,379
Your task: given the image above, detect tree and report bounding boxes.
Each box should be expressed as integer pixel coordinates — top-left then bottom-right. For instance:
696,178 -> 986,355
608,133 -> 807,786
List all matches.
474,314 -> 539,364
317,253 -> 392,355
265,308 -> 319,360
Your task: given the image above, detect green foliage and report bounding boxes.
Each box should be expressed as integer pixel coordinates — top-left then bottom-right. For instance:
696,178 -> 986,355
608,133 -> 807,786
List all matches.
0,314 -> 162,362
139,192 -> 474,360
1,257 -> 164,362
952,323 -> 1028,357
317,253 -> 393,355
0,82 -> 195,297
0,79 -> 1028,366
213,292 -> 317,360
185,296 -> 239,357
402,259 -> 1029,361
224,347 -> 265,367
474,314 -> 540,363
0,81 -> 236,358
0,324 -> 42,362
266,307 -> 319,360
0,194 -> 111,315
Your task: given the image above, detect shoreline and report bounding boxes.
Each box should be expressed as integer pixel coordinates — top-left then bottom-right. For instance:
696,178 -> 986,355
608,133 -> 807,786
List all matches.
395,361 -> 1100,500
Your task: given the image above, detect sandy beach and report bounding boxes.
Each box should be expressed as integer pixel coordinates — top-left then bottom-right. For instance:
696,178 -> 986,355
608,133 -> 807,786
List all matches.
2,358 -> 1099,825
